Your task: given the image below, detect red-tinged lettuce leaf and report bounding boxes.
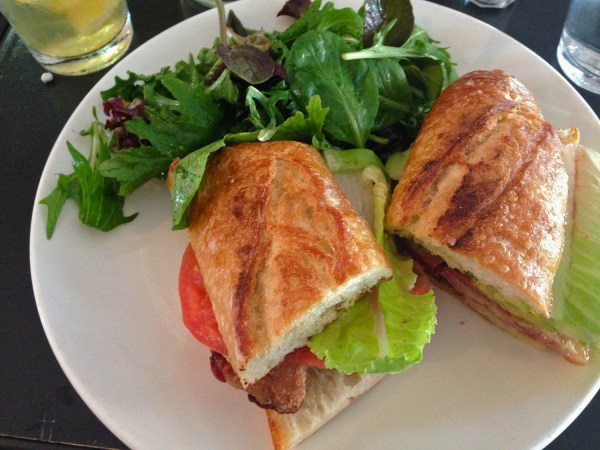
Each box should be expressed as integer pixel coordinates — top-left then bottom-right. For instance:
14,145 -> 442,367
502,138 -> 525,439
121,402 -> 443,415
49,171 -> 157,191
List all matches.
226,9 -> 248,37
215,44 -> 276,85
278,0 -> 312,18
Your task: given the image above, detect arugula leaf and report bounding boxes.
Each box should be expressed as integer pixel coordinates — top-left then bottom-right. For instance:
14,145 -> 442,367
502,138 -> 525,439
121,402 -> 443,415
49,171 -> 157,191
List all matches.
205,68 -> 239,104
39,173 -> 77,239
40,123 -> 138,238
245,86 -> 284,130
344,24 -> 457,137
269,95 -> 328,141
98,146 -> 172,196
197,46 -> 220,75
277,0 -> 363,42
285,30 -> 379,148
123,73 -> 223,155
344,25 -> 457,86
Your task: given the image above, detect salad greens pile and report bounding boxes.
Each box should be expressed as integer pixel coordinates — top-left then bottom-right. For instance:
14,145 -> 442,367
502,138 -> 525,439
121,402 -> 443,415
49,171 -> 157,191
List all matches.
41,0 -> 449,374
41,0 -> 456,237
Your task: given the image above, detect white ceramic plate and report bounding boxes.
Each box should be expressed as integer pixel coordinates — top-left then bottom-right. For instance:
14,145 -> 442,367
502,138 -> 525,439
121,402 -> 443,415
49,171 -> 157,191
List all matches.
30,1 -> 600,449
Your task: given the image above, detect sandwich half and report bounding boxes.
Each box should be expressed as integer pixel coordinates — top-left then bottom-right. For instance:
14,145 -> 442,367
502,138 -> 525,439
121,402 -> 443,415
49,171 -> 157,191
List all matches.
385,69 -> 600,363
187,140 -> 391,387
175,140 -> 436,448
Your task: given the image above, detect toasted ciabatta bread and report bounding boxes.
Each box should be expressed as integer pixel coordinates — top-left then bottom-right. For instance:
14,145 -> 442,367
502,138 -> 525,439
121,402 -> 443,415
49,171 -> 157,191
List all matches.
267,369 -> 385,450
188,141 -> 392,386
385,70 -> 569,317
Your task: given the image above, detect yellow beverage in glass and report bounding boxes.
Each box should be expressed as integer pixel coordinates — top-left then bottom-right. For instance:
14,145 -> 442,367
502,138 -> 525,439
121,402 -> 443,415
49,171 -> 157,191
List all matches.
0,0 -> 133,75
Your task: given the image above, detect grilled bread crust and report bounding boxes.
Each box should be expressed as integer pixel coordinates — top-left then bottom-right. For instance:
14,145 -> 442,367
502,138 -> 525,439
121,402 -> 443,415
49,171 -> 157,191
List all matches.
385,70 -> 568,316
267,368 -> 385,450
188,141 -> 391,386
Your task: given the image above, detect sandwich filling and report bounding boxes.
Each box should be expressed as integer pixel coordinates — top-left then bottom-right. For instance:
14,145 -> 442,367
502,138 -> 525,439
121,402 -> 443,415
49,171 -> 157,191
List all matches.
180,241 -> 431,413
406,242 -> 589,363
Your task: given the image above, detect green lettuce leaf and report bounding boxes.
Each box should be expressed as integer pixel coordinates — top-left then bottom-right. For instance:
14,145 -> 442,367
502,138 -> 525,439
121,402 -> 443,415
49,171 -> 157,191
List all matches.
552,145 -> 600,347
309,159 -> 436,374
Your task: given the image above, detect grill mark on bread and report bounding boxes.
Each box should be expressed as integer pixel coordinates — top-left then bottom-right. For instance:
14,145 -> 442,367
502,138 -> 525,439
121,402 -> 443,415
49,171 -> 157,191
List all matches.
292,147 -> 353,283
444,120 -> 555,247
405,100 -> 517,227
233,185 -> 269,358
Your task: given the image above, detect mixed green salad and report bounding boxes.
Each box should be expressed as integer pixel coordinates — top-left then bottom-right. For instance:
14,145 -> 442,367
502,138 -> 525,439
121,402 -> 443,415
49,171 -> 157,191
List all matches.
41,0 -> 456,237
40,0 -> 458,374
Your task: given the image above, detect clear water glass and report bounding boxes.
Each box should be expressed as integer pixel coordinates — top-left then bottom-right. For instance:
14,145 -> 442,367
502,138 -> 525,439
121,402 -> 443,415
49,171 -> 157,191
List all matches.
468,0 -> 517,8
557,0 -> 600,94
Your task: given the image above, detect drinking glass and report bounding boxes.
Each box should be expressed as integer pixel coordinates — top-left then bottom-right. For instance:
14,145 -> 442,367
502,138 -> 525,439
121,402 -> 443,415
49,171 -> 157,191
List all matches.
468,0 -> 517,8
557,0 -> 600,94
0,0 -> 133,76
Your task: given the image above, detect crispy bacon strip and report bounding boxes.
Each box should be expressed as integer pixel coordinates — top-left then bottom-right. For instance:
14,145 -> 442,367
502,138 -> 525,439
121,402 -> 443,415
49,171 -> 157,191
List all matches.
210,352 -> 308,414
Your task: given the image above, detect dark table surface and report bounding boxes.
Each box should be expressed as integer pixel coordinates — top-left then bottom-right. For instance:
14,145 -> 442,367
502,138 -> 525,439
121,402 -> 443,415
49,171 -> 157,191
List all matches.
1,0 -> 598,449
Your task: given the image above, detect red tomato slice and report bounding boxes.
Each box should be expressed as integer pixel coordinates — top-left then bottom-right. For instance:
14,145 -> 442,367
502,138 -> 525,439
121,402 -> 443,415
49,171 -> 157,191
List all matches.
178,244 -> 323,368
285,346 -> 325,369
179,244 -> 227,355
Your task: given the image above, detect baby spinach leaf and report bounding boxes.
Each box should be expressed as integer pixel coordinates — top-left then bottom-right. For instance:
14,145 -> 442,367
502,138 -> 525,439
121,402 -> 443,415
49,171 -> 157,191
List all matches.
171,139 -> 228,230
370,58 -> 412,130
363,0 -> 414,47
344,25 -> 457,87
285,30 -> 378,148
171,95 -> 329,228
